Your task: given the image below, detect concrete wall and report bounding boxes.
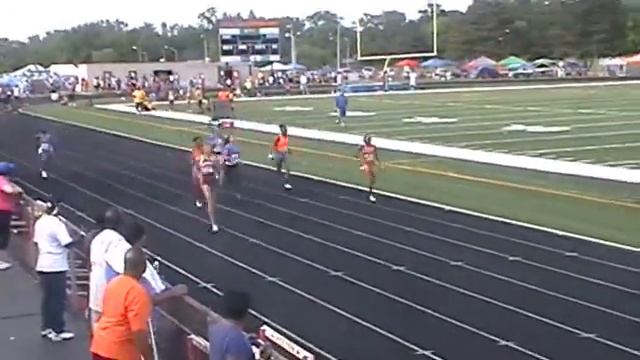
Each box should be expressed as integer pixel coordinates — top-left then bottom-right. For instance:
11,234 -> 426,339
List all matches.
83,61 -> 220,85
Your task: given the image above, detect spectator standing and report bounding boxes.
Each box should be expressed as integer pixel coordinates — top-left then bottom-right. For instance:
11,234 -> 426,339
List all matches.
409,70 -> 417,90
209,291 -> 254,360
299,73 -> 309,95
33,200 -> 76,342
89,207 -> 125,326
0,163 -> 21,270
103,219 -> 186,303
91,247 -> 154,360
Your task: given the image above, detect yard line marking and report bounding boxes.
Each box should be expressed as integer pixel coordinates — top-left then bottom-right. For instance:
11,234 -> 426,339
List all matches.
396,114 -> 615,138
16,177 -> 341,360
518,142 -> 640,155
8,156 -> 438,359
456,130 -> 640,146
391,119 -> 640,139
23,109 -> 640,250
602,160 -> 640,166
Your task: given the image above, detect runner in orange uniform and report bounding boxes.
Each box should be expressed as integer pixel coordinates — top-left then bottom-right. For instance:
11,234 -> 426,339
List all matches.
269,124 -> 292,190
358,134 -> 380,203
191,137 -> 205,209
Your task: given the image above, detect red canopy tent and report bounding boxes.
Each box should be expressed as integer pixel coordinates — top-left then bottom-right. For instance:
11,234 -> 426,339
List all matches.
393,59 -> 421,68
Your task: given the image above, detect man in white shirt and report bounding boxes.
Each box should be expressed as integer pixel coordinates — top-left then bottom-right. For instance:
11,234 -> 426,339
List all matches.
89,207 -> 125,326
89,209 -> 186,327
33,200 -> 76,342
299,73 -> 309,95
409,70 -> 417,90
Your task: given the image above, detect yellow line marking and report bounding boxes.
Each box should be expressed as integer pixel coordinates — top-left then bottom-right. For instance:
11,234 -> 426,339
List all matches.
36,107 -> 640,210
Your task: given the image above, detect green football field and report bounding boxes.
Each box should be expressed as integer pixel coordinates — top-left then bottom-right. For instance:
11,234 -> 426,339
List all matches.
24,83 -> 640,247
168,84 -> 640,166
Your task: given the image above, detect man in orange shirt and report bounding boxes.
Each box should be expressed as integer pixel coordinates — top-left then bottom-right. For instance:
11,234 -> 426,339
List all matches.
91,247 -> 154,360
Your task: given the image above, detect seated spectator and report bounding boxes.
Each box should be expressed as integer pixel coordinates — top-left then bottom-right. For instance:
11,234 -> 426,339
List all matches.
91,247 -> 154,360
33,199 -> 76,342
209,290 -> 254,360
0,163 -> 21,270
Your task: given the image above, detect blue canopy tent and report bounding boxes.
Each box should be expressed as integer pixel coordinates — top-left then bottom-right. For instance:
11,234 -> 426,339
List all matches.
0,76 -> 20,87
472,66 -> 500,79
421,58 -> 457,68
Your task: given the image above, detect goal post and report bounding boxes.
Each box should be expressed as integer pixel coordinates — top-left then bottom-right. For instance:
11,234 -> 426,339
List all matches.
356,0 -> 438,66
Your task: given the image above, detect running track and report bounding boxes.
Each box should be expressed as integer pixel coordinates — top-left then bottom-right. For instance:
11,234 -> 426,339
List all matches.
1,113 -> 639,360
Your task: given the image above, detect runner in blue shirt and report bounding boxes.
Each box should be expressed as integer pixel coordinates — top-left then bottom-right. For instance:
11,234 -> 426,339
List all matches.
35,130 -> 54,179
335,90 -> 348,127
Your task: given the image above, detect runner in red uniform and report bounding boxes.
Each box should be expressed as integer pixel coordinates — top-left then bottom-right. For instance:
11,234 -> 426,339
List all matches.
199,143 -> 223,233
358,134 -> 380,203
191,137 -> 205,209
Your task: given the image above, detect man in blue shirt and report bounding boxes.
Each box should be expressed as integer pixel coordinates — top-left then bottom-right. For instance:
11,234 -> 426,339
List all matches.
209,291 -> 254,360
335,90 -> 348,127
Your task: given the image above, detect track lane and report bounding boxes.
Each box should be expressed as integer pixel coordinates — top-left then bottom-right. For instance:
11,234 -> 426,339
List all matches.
2,113 -> 639,360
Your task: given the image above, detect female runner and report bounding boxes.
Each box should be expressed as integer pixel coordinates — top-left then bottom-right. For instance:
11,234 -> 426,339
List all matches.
358,134 -> 380,203
270,124 -> 292,190
199,143 -> 223,233
191,137 -> 205,208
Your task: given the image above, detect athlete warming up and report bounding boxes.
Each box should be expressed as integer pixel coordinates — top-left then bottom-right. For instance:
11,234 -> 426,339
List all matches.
335,90 -> 348,126
191,137 -> 205,209
199,143 -> 223,233
35,130 -> 54,179
269,124 -> 293,190
358,134 -> 380,203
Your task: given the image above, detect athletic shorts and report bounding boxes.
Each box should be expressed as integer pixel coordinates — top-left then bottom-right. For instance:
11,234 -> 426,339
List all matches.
201,174 -> 217,186
273,151 -> 288,164
0,210 -> 12,250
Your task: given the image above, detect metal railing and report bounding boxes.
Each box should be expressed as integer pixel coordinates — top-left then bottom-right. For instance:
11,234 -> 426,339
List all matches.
10,195 -> 297,360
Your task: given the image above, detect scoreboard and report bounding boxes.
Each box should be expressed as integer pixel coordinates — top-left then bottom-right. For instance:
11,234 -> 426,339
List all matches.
218,20 -> 281,63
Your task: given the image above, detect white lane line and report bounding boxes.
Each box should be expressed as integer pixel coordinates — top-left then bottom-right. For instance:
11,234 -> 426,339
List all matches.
89,146 -> 640,278
73,152 -> 640,330
518,142 -> 640,155
52,150 -> 620,359
24,109 -> 640,254
455,130 -> 640,146
18,180 -> 341,360
9,158 -> 439,360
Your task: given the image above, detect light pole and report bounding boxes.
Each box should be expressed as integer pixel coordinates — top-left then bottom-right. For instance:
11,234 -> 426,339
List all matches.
131,46 -> 147,62
285,25 -> 301,65
164,45 -> 179,61
200,34 -> 209,62
336,18 -> 342,70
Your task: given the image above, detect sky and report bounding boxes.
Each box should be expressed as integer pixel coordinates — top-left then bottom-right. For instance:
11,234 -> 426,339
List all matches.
1,0 -> 472,41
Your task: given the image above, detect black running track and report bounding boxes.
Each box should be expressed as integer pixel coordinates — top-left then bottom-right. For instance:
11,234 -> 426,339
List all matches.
1,112 -> 639,360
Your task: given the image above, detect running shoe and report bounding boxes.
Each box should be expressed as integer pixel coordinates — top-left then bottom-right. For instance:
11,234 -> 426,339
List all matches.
284,183 -> 293,190
369,194 -> 377,203
47,331 -> 75,342
0,260 -> 12,271
40,329 -> 53,337
211,224 -> 220,233
195,200 -> 203,209
40,170 -> 48,179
